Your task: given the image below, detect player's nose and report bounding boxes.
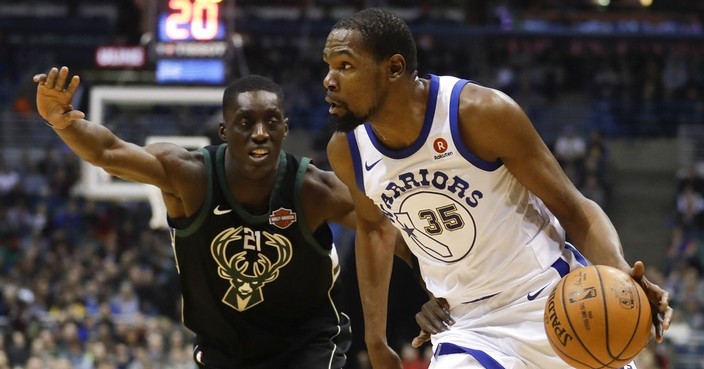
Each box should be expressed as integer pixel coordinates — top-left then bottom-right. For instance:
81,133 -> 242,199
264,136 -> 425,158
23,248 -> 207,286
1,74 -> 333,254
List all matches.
323,71 -> 338,91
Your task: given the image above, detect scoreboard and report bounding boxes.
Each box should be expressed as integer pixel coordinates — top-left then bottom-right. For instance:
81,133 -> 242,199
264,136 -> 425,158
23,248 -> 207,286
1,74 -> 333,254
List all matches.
153,0 -> 228,84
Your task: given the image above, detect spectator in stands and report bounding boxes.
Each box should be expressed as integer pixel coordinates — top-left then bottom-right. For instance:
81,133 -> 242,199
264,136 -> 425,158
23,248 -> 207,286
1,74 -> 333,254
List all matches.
0,157 -> 20,200
109,281 -> 140,326
676,182 -> 704,231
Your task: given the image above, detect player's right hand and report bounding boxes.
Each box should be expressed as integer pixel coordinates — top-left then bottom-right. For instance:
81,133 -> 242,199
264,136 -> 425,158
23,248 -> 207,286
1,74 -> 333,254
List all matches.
33,66 -> 85,129
628,260 -> 673,343
412,297 -> 454,348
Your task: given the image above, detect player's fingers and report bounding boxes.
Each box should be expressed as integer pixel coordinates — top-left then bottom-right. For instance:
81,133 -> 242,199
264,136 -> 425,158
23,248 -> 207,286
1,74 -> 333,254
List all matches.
44,67 -> 59,89
53,66 -> 69,91
33,74 -> 47,84
415,311 -> 446,334
66,75 -> 81,95
630,260 -> 645,279
419,307 -> 448,329
412,330 -> 430,349
425,299 -> 454,326
661,305 -> 673,330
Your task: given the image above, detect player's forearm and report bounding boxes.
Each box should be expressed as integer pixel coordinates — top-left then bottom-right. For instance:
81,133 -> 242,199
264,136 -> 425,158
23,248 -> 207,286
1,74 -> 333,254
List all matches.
52,119 -> 121,166
356,223 -> 396,345
565,199 -> 631,272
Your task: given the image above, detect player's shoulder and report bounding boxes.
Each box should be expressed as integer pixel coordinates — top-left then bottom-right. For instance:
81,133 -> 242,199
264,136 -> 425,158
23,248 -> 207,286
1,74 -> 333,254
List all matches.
325,131 -> 354,168
457,82 -> 523,124
299,160 -> 351,217
460,82 -> 514,110
301,160 -> 331,192
326,131 -> 349,152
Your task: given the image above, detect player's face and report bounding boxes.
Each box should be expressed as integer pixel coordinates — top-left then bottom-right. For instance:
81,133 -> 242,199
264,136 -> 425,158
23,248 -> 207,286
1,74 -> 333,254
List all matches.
220,90 -> 289,179
323,29 -> 386,132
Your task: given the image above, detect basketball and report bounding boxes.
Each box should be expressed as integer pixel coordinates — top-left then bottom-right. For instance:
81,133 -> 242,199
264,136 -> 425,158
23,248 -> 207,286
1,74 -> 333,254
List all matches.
544,265 -> 652,369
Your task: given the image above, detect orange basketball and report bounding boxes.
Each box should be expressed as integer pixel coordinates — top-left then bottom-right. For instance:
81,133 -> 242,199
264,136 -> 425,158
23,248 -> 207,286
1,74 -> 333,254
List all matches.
543,265 -> 652,369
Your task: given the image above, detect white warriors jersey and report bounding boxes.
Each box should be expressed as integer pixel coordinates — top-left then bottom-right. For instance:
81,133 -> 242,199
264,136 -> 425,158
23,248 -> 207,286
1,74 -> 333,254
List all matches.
346,75 -> 567,308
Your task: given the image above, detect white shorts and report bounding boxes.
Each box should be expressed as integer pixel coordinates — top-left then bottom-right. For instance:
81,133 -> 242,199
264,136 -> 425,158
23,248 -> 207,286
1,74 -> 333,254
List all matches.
428,244 -> 638,369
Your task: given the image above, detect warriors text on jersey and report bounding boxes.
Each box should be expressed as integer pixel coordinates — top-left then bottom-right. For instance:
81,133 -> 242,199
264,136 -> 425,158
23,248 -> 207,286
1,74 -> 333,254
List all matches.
345,74 -> 567,309
168,144 -> 349,367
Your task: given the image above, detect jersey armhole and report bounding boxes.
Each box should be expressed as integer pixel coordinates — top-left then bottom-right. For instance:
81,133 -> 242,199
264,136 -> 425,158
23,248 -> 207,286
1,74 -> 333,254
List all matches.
449,80 -> 503,172
171,147 -> 213,237
295,157 -> 334,255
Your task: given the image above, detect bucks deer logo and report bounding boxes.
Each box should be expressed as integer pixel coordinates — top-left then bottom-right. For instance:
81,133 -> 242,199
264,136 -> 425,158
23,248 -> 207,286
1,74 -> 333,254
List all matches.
210,226 -> 293,311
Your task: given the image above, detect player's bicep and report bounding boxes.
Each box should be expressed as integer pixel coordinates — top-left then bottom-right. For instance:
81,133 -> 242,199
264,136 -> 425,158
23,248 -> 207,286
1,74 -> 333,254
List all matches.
482,93 -> 583,219
103,142 -> 188,192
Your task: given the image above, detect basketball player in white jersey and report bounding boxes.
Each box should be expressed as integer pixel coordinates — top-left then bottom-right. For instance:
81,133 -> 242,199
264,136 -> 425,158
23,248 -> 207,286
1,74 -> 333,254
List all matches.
322,7 -> 673,369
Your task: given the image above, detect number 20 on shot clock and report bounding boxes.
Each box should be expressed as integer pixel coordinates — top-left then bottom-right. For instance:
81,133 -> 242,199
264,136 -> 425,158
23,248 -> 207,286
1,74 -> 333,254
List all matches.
154,0 -> 228,84
158,0 -> 226,42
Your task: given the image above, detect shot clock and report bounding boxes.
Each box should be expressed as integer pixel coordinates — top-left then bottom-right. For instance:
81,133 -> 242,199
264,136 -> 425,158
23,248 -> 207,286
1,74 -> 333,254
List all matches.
153,0 -> 229,84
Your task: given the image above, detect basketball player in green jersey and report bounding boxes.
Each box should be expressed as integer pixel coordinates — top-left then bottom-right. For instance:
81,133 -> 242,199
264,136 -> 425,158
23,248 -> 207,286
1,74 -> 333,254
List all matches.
33,66 -> 441,368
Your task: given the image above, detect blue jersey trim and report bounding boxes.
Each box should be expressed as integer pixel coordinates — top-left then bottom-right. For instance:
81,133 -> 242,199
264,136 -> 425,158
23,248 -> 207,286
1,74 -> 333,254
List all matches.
362,74 -> 439,159
435,343 -> 506,369
566,243 -> 590,266
551,243 -> 589,278
449,79 -> 503,172
345,132 -> 365,193
551,257 -> 571,278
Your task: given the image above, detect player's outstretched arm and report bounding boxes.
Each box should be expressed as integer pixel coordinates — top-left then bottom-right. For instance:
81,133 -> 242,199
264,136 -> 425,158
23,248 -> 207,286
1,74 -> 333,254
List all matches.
33,66 -> 192,193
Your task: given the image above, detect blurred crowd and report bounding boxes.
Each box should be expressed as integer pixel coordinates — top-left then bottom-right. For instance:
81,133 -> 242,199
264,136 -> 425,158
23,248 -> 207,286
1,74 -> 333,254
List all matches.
0,147 -> 194,368
1,0 -> 704,368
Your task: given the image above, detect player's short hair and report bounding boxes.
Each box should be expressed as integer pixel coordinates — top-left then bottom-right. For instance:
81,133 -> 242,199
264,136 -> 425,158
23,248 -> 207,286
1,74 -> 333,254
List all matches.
332,7 -> 418,74
223,75 -> 285,111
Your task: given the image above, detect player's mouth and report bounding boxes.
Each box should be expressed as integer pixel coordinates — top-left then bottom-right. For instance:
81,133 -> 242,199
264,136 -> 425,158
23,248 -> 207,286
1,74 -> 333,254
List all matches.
325,96 -> 344,115
249,148 -> 270,161
329,103 -> 341,115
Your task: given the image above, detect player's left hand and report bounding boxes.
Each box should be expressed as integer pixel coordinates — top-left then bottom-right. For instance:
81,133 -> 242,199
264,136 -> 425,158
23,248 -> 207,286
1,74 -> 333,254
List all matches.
628,260 -> 673,343
33,66 -> 85,129
412,297 -> 454,348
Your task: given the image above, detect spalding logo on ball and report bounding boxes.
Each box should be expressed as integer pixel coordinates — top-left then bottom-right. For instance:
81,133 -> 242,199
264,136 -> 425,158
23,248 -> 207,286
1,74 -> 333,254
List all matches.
544,265 -> 652,369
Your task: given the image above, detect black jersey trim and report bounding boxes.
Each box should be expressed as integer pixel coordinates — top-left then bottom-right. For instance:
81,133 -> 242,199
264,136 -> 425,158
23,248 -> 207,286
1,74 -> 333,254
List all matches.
294,157 -> 332,256
174,147 -> 214,237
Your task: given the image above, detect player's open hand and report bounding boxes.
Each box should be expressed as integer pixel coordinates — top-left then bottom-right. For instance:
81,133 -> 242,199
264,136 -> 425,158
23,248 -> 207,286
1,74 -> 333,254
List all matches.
33,66 -> 85,129
629,260 -> 673,343
412,297 -> 454,348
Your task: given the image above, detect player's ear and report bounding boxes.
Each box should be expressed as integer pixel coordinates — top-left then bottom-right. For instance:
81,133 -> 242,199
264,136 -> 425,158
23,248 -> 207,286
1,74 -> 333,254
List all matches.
388,54 -> 405,81
283,117 -> 289,138
218,122 -> 227,141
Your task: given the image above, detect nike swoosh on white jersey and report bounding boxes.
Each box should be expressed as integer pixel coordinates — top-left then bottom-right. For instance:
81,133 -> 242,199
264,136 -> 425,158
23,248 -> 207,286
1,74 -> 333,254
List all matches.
364,158 -> 382,171
213,205 -> 233,215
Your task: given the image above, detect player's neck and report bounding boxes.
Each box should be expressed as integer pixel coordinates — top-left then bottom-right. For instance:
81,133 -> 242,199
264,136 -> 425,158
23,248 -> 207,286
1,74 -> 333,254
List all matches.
225,158 -> 277,215
368,77 -> 429,150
